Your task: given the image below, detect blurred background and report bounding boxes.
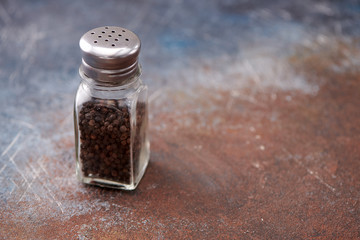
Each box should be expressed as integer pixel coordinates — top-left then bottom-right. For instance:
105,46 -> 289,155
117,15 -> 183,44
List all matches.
0,0 -> 359,238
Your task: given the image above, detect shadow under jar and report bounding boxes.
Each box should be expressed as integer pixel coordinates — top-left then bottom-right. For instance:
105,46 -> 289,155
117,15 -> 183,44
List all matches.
74,26 -> 150,190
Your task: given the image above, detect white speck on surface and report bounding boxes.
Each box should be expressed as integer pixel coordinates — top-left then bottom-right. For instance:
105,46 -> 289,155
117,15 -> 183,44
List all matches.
146,184 -> 159,190
230,90 -> 240,97
194,145 -> 202,150
252,162 -> 261,169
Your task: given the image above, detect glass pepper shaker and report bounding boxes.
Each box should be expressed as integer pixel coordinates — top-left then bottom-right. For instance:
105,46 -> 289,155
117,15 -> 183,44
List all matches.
74,26 -> 150,190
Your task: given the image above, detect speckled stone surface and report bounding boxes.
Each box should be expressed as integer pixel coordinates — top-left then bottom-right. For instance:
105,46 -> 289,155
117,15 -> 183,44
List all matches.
0,0 -> 359,239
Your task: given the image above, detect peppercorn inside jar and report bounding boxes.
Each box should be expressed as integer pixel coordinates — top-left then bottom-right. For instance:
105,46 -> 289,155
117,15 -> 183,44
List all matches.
74,26 -> 150,190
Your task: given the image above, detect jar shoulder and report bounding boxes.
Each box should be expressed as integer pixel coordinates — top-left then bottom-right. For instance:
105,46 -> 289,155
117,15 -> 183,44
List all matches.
75,77 -> 147,103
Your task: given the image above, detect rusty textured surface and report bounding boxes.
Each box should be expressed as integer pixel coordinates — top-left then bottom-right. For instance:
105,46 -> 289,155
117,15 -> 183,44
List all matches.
0,0 -> 359,239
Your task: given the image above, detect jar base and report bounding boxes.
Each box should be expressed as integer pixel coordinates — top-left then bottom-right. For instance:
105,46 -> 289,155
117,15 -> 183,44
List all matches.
80,176 -> 137,190
76,148 -> 150,190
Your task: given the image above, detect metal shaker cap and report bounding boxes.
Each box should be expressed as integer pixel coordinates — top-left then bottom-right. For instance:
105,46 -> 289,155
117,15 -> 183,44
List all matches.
79,26 -> 141,83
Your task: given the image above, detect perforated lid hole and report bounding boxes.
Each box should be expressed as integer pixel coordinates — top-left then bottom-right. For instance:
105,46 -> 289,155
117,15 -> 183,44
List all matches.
112,44 -> 115,47
125,38 -> 129,41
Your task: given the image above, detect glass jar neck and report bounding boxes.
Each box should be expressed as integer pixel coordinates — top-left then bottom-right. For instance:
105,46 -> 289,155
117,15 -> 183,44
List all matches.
79,67 -> 142,99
